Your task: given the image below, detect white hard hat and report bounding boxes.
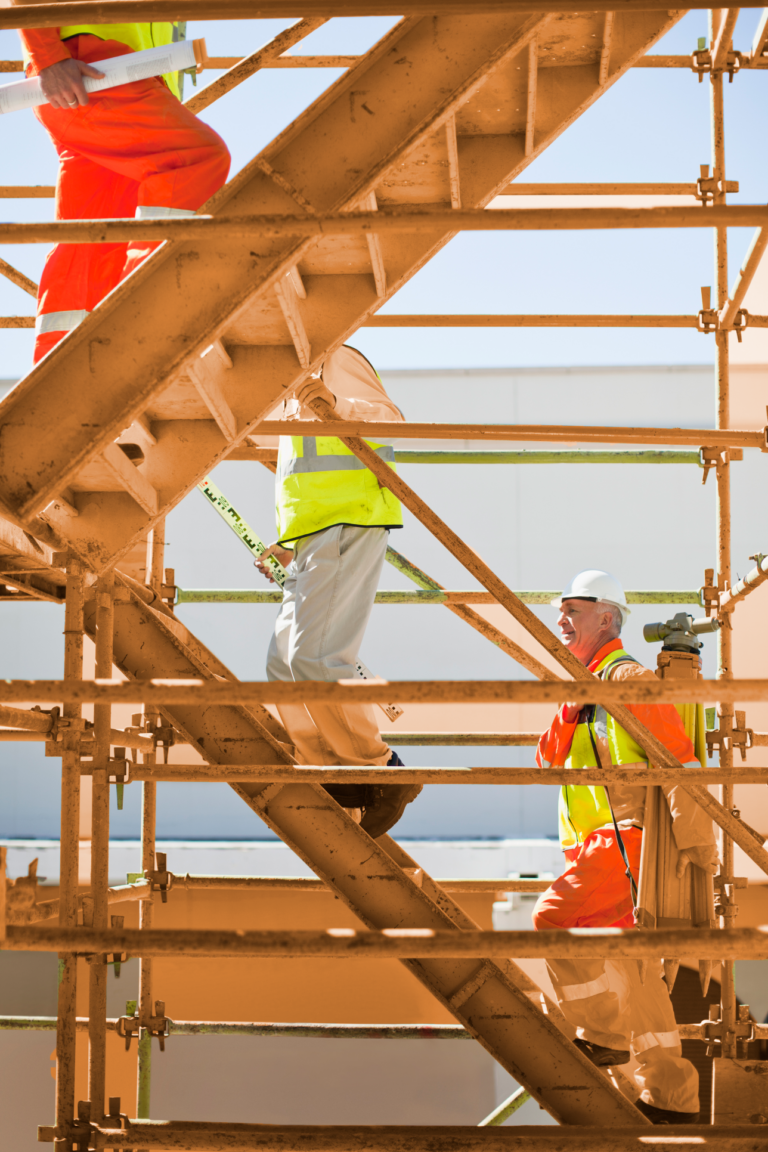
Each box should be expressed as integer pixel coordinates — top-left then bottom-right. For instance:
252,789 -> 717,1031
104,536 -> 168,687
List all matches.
551,569 -> 631,626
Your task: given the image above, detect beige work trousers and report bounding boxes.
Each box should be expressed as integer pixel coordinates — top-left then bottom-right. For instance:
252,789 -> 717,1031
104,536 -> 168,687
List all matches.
545,956 -> 700,1114
266,524 -> 391,766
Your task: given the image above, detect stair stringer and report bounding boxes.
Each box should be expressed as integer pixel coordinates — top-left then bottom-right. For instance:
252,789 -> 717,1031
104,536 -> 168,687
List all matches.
88,583 -> 646,1125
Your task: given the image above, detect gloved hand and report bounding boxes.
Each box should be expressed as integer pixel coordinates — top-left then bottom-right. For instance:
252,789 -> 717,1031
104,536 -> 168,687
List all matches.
675,844 -> 720,878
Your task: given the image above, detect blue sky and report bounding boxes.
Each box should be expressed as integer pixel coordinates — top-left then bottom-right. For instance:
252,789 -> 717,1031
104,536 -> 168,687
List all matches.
0,10 -> 766,374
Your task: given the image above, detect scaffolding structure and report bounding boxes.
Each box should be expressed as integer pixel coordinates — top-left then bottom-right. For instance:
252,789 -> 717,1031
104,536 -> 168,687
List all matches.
1,1 -> 768,1146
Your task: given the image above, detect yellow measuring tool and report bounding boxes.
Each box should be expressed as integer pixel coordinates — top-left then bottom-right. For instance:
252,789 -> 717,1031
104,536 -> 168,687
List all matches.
197,477 -> 404,723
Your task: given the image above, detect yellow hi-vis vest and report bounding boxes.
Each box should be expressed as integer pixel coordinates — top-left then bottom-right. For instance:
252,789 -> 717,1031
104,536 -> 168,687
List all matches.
558,647 -> 708,849
57,22 -> 183,97
558,648 -> 651,849
276,435 -> 403,545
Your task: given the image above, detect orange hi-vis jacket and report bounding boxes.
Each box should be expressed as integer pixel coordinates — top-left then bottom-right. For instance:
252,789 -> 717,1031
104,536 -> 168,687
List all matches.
536,639 -> 716,852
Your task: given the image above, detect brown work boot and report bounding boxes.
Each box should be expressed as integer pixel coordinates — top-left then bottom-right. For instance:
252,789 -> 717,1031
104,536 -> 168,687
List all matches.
325,753 -> 421,837
360,751 -> 422,839
635,1099 -> 701,1125
573,1038 -> 631,1066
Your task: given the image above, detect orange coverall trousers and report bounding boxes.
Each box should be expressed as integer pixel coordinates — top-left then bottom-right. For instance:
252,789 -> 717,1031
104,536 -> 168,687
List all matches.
32,35 -> 230,363
533,827 -> 700,1114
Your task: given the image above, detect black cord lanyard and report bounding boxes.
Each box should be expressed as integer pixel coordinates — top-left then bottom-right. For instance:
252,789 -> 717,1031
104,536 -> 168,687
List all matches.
585,709 -> 639,907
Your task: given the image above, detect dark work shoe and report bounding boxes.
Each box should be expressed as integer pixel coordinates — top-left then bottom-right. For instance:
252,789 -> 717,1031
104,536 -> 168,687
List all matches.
324,783 -> 376,809
573,1038 -> 631,1067
359,751 -> 422,839
635,1099 -> 701,1125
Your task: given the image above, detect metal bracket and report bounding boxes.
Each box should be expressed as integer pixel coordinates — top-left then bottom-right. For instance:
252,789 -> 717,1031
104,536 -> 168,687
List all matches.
703,1004 -> 753,1058
699,447 -> 743,487
148,852 -> 172,903
700,567 -> 719,617
695,166 -> 740,203
115,1012 -> 141,1052
117,1000 -> 170,1053
691,49 -> 742,81
706,710 -> 753,760
161,566 -> 177,609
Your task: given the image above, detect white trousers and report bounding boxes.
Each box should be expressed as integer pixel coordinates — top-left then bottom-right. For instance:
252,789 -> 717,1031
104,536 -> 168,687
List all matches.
266,524 -> 391,767
547,957 -> 700,1113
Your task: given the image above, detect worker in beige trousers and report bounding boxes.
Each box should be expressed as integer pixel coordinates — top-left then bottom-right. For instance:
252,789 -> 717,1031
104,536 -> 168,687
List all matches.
256,345 -> 420,837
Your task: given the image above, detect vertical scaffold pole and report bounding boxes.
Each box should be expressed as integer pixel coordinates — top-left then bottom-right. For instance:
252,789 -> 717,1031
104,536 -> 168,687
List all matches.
56,558 -> 84,1151
88,575 -> 114,1123
148,519 -> 166,594
138,522 -> 162,1119
710,9 -> 737,1060
137,780 -> 156,1119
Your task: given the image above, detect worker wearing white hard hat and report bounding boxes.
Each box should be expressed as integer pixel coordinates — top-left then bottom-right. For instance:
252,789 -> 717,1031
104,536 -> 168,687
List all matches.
533,569 -> 718,1124
550,568 -> 631,626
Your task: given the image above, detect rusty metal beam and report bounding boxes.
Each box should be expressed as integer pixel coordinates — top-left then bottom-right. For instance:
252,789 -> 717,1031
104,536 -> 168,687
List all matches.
169,876 -> 548,894
254,421 -> 764,448
7,1013 -> 768,1041
1,0 -> 755,30
4,677 -> 768,705
80,578 -> 647,1122
46,1124 -> 768,1152
185,19 -> 329,115
6,924 -> 768,959
0,257 -> 38,297
502,181 -> 699,193
0,8 -> 682,574
118,764 -> 768,785
367,314 -> 702,327
8,205 -> 768,246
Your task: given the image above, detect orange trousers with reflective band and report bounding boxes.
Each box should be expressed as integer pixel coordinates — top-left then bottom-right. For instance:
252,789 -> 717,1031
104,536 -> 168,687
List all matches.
33,35 -> 230,363
533,827 -> 699,1114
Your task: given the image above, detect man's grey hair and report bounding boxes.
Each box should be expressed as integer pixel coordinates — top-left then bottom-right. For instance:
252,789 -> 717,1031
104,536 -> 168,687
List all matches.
597,600 -> 622,636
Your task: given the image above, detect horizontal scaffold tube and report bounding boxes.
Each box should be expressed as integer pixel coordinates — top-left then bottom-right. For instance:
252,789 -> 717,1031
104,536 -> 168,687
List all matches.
7,206 -> 768,244
6,1016 -> 754,1042
168,875 -> 548,894
118,765 -> 768,785
719,552 -> 768,611
380,732 -> 541,745
5,925 -> 768,959
255,420 -> 764,448
366,314 -> 701,328
4,678 -> 768,705
228,447 -> 704,465
46,1124 -> 768,1152
175,589 -> 702,606
1,0 -> 757,33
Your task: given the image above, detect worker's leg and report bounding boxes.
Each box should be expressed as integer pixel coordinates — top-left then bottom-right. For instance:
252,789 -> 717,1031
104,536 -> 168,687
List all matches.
31,35 -> 229,360
532,828 -> 642,1050
266,559 -> 337,766
33,145 -> 137,362
625,960 -> 700,1113
269,524 -> 391,766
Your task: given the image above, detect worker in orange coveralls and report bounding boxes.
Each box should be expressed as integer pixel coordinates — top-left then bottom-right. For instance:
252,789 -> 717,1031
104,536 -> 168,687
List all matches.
533,569 -> 718,1125
18,21 -> 231,363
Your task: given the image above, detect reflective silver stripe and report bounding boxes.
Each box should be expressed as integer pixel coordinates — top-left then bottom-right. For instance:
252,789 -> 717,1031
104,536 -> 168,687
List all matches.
280,438 -> 395,480
560,972 -> 611,1001
135,205 -> 196,219
593,705 -> 609,742
35,309 -> 89,335
633,1029 -> 680,1053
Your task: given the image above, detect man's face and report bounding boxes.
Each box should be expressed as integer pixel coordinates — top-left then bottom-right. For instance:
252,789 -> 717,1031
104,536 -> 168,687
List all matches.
557,599 -> 615,664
